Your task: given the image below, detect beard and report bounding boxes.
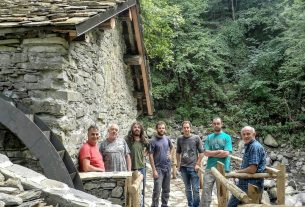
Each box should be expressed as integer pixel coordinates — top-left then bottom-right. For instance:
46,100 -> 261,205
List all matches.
133,130 -> 141,136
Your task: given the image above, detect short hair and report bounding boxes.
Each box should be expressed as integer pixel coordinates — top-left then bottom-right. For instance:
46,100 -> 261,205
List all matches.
88,125 -> 99,132
241,126 -> 255,134
212,117 -> 222,123
108,123 -> 119,130
182,120 -> 192,128
155,121 -> 166,129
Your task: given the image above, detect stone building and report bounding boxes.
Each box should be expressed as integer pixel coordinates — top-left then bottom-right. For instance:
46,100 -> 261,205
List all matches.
0,0 -> 153,193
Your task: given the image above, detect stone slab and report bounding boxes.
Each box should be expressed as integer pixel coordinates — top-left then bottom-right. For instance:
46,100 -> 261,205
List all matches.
79,171 -> 132,180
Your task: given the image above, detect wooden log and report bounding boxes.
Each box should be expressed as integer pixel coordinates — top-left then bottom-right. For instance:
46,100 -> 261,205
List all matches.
248,184 -> 260,204
225,172 -> 276,179
211,167 -> 250,204
124,55 -> 143,65
129,171 -> 144,195
276,164 -> 285,205
126,177 -> 132,207
199,162 -> 203,189
171,146 -> 177,179
229,155 -> 280,175
100,17 -> 116,29
216,162 -> 228,207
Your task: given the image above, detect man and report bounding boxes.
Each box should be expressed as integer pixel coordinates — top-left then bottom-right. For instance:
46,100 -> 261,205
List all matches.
100,123 -> 131,172
176,121 -> 204,207
227,126 -> 266,207
79,125 -> 105,172
125,122 -> 149,207
200,117 -> 232,207
149,121 -> 173,207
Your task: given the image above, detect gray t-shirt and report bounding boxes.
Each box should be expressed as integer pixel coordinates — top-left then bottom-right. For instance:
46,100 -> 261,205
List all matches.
149,135 -> 173,170
99,138 -> 130,172
176,134 -> 204,168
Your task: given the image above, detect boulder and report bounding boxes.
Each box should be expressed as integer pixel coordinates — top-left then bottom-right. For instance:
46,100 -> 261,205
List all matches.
146,127 -> 155,138
269,151 -> 277,161
264,134 -> 279,147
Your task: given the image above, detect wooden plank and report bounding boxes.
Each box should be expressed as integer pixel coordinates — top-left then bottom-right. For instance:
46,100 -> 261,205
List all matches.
225,172 -> 276,179
248,184 -> 260,204
276,164 -> 285,205
216,162 -> 228,207
198,162 -> 203,189
130,6 -> 153,115
126,20 -> 136,52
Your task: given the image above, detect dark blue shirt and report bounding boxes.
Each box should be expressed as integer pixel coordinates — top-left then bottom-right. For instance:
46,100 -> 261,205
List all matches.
149,135 -> 172,170
238,139 -> 266,190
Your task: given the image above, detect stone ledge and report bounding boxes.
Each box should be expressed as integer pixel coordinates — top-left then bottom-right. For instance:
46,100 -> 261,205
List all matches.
79,171 -> 132,180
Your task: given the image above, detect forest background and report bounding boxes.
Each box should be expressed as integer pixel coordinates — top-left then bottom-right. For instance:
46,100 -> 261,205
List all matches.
138,0 -> 305,147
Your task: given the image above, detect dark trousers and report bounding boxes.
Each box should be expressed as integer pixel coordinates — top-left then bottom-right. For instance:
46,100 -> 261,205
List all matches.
151,167 -> 171,207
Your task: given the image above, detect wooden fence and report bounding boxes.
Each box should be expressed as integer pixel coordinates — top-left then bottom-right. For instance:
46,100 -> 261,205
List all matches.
198,155 -> 288,207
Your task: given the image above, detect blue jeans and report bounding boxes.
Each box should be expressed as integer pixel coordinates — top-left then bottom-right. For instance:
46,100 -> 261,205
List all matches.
138,168 -> 146,207
180,166 -> 200,207
151,167 -> 171,207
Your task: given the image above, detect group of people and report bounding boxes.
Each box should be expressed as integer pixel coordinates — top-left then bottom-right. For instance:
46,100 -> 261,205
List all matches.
79,117 -> 266,207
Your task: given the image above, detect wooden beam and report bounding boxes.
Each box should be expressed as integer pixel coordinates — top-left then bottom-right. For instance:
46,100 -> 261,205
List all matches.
99,17 -> 116,29
276,164 -> 286,205
211,167 -> 250,204
248,184 -> 260,204
121,9 -> 133,22
126,20 -> 136,52
130,6 -> 153,115
124,55 -> 143,65
225,172 -> 277,179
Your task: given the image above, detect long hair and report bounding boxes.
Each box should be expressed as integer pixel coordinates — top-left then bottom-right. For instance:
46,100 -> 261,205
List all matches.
126,122 -> 148,145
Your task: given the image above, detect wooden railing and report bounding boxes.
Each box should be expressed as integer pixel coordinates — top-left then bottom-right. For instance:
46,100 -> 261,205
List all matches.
198,155 -> 288,207
126,171 -> 143,207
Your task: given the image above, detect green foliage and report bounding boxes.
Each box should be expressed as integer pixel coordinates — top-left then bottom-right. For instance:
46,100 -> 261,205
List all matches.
139,0 -> 305,147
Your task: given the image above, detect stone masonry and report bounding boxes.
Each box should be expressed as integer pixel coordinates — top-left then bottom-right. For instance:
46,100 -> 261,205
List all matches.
0,20 -> 138,164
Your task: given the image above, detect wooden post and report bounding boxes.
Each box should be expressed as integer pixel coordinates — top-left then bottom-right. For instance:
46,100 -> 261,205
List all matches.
248,184 -> 260,204
131,171 -> 141,207
276,164 -> 285,205
199,162 -> 203,189
171,146 -> 177,179
216,162 -> 228,207
126,177 -> 132,207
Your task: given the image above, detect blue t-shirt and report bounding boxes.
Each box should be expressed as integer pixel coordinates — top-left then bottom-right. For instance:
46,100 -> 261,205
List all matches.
205,131 -> 232,172
238,139 -> 266,191
149,135 -> 172,170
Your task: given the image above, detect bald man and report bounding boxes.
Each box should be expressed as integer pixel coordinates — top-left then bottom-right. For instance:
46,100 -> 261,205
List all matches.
227,126 -> 266,207
99,123 -> 131,172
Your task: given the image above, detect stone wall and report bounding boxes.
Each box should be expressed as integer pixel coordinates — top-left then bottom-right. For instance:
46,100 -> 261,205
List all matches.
0,20 -> 138,163
79,172 -> 132,206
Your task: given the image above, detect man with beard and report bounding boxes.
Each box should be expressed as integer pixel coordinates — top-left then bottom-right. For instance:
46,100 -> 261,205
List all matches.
200,117 -> 232,207
100,123 -> 131,172
149,121 -> 173,207
125,122 -> 149,207
176,121 -> 204,207
227,126 -> 266,207
79,125 -> 105,172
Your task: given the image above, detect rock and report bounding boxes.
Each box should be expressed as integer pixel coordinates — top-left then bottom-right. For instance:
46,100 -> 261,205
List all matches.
0,187 -> 20,194
111,186 -> 123,198
296,162 -> 303,167
283,152 -> 294,158
0,192 -> 23,205
4,178 -> 24,191
146,128 -> 155,138
286,186 -> 296,195
277,154 -> 283,161
17,190 -> 42,202
272,161 -> 281,168
302,165 -> 305,174
270,151 -> 277,160
0,201 -> 4,207
264,180 -> 276,188
270,187 -> 278,199
282,157 -> 289,165
238,140 -> 245,153
266,156 -> 271,166
264,134 -> 279,147
297,192 -> 305,205
0,173 -> 5,182
285,194 -> 303,206
261,190 -> 270,204
288,180 -> 297,189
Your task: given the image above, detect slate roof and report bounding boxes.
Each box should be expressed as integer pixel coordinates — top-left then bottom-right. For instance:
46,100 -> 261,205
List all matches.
0,0 -> 128,28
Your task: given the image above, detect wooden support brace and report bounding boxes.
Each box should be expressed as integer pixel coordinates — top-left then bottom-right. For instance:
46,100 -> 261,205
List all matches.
171,146 -> 177,179
248,184 -> 260,204
276,164 -> 285,205
100,18 -> 116,29
121,9 -> 133,22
